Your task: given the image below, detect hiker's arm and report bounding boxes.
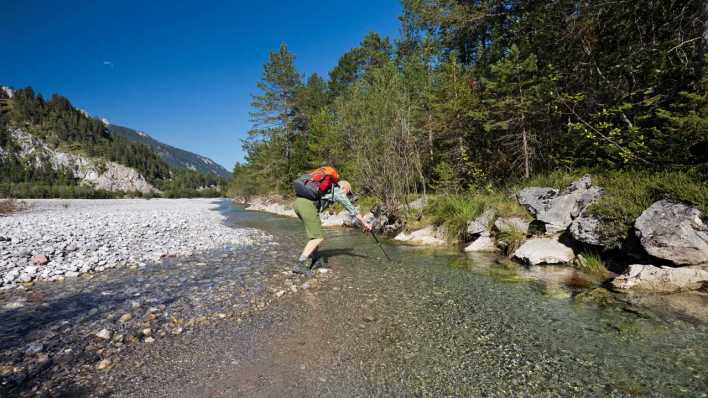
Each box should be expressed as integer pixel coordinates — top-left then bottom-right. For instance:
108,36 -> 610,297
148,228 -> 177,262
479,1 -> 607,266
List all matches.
334,189 -> 372,231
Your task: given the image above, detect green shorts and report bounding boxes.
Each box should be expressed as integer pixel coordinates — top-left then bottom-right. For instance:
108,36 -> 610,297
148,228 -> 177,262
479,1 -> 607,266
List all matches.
293,197 -> 324,240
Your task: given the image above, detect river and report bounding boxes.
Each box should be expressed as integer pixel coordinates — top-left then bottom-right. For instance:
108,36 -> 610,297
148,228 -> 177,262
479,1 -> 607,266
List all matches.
1,201 -> 707,397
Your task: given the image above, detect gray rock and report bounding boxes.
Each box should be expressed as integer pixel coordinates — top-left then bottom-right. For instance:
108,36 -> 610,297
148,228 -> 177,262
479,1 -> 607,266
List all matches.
513,239 -> 575,265
25,342 -> 44,354
517,175 -> 602,234
569,213 -> 603,246
464,236 -> 499,252
494,217 -> 530,235
612,264 -> 708,292
466,209 -> 496,237
634,200 -> 708,265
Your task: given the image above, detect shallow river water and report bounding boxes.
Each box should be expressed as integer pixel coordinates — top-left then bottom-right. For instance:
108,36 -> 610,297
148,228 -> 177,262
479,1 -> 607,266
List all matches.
1,201 -> 707,397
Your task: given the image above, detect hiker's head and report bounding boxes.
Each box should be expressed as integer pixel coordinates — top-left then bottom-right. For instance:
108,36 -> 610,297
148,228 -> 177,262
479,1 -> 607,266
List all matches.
339,180 -> 352,194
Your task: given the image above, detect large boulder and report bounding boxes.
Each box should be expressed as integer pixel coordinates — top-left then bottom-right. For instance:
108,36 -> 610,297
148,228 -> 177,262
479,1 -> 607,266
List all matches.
518,175 -> 602,234
513,239 -> 575,265
634,200 -> 708,265
569,213 -> 603,247
612,264 -> 708,293
466,209 -> 496,237
394,225 -> 447,246
464,236 -> 499,252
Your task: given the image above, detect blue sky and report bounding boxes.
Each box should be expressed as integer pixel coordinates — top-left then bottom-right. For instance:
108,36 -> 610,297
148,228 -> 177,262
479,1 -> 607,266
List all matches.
2,1 -> 402,171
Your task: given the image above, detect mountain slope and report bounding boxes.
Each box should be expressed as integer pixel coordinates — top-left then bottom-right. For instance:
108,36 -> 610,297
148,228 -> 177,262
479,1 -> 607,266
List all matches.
107,125 -> 231,178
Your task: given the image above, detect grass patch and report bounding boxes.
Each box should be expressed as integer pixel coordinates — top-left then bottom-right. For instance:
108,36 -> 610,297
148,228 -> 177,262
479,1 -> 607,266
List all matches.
588,168 -> 708,249
475,191 -> 529,219
518,169 -> 587,190
426,195 -> 485,241
496,226 -> 525,257
575,253 -> 610,277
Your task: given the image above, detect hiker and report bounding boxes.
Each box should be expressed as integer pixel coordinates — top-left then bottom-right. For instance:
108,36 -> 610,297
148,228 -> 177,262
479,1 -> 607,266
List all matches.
292,166 -> 372,275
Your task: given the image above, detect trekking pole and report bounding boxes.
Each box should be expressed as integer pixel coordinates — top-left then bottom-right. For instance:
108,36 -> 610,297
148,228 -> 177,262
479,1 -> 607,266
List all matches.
369,230 -> 393,262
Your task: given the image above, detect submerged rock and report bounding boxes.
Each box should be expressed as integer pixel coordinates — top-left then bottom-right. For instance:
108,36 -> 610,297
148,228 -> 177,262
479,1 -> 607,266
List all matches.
394,225 -> 447,246
634,200 -> 708,265
612,264 -> 708,293
517,175 -> 602,234
513,239 -> 575,265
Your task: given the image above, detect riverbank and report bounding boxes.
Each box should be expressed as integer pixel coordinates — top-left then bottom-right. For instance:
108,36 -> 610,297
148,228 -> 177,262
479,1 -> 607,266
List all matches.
0,199 -> 267,289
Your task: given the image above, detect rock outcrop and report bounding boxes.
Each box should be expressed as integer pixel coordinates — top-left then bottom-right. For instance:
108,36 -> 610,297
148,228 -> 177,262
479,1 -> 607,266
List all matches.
634,200 -> 708,265
517,175 -> 602,234
7,128 -> 157,194
612,264 -> 708,293
569,213 -> 603,247
513,239 -> 575,265
394,225 -> 447,246
493,217 -> 530,235
467,209 -> 496,237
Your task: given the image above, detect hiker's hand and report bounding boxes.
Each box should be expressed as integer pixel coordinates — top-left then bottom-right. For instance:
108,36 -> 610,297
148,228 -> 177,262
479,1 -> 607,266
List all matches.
362,222 -> 373,232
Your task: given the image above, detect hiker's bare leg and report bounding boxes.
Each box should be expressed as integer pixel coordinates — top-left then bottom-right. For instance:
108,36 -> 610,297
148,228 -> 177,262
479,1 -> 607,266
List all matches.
300,238 -> 323,259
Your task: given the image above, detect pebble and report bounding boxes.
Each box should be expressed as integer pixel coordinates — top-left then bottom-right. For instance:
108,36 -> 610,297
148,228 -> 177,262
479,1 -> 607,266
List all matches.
25,342 -> 44,354
96,329 -> 112,340
0,199 -> 268,288
119,313 -> 133,323
96,359 -> 112,370
144,337 -> 155,343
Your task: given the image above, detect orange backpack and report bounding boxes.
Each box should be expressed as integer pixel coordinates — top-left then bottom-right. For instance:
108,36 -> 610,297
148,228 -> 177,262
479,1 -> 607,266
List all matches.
293,166 -> 340,203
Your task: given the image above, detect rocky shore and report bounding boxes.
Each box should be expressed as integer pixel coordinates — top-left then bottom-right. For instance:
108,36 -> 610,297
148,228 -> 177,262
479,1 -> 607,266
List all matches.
0,199 -> 267,288
240,176 -> 708,296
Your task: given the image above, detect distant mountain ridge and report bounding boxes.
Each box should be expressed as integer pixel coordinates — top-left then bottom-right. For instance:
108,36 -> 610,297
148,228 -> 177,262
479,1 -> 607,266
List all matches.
106,124 -> 231,178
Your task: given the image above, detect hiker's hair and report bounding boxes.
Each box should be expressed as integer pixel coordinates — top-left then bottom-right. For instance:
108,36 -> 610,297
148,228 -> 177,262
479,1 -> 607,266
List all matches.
339,180 -> 351,193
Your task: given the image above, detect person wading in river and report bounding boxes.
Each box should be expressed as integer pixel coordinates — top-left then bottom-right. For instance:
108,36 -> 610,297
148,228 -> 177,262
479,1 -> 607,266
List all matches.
292,166 -> 372,276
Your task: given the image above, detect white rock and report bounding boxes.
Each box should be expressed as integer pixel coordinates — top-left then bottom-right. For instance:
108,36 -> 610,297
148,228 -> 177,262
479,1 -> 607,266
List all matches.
394,225 -> 447,246
513,239 -> 575,265
464,236 -> 499,252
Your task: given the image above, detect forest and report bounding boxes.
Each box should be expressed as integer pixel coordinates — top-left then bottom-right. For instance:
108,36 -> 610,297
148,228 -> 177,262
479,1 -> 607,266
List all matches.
229,0 -> 707,223
0,87 -> 227,198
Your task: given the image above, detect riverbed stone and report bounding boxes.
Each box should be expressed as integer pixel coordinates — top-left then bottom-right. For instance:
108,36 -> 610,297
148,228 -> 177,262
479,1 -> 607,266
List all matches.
513,239 -> 575,265
612,264 -> 708,292
96,329 -> 112,340
31,255 -> 49,265
634,200 -> 708,265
